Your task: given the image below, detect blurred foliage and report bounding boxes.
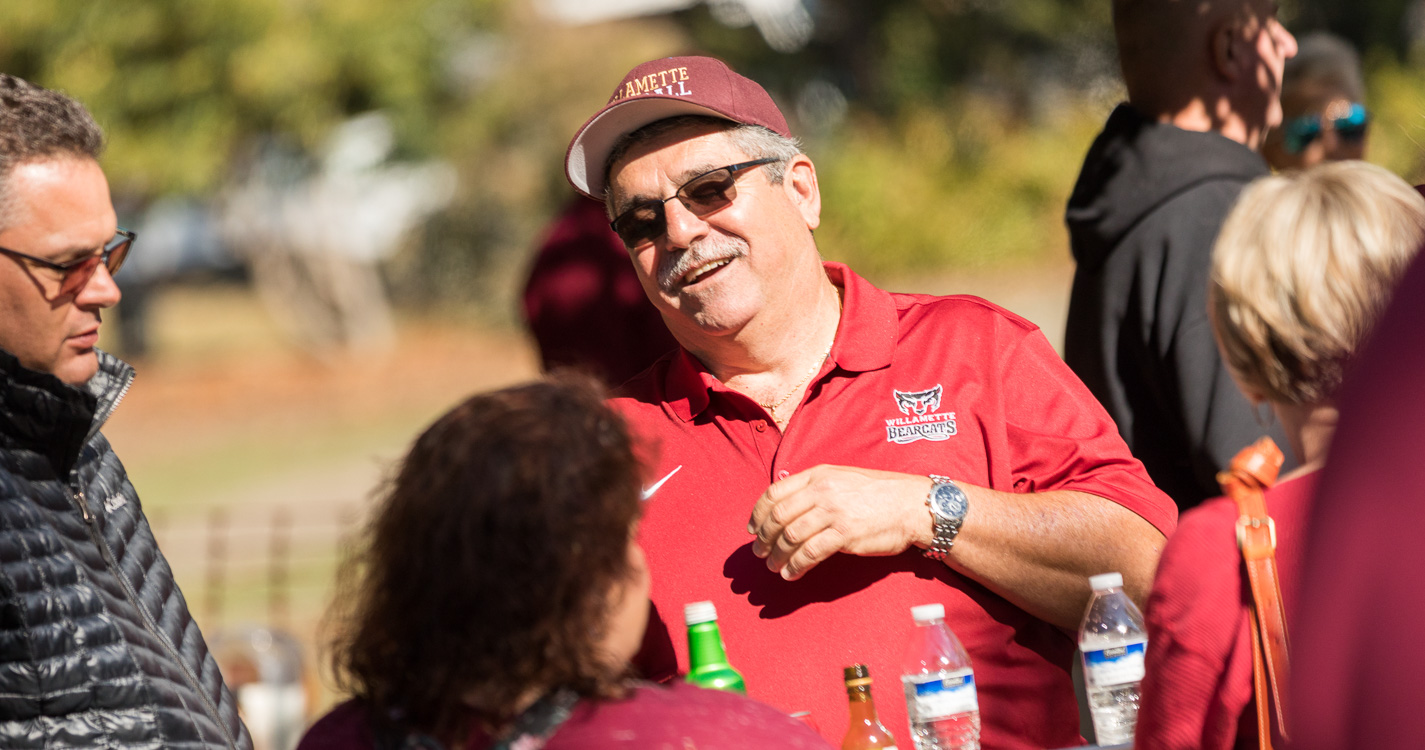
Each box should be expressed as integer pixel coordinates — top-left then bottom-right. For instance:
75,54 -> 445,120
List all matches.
1364,58 -> 1425,184
814,97 -> 1112,276
682,0 -> 1117,116
2,0 -> 1422,320
0,0 -> 500,196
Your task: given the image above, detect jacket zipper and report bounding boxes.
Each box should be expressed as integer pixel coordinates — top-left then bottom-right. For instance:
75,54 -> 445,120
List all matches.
71,484 -> 241,750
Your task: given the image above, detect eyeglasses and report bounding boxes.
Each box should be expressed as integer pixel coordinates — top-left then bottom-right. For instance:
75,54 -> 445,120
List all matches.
0,228 -> 135,297
609,158 -> 780,248
1282,102 -> 1370,155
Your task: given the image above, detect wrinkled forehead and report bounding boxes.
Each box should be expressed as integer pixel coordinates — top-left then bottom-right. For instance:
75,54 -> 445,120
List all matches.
605,121 -> 744,203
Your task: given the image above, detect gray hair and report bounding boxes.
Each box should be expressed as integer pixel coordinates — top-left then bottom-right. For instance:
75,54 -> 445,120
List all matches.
602,115 -> 803,205
1284,32 -> 1366,102
0,75 -> 104,229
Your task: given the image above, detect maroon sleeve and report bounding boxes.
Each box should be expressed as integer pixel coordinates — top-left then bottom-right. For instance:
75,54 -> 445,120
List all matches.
297,700 -> 378,750
1136,499 -> 1255,750
550,682 -> 833,750
998,321 -> 1179,535
1292,251 -> 1425,750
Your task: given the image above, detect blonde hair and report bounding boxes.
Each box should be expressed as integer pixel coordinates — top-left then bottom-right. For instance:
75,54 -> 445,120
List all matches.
1211,160 -> 1425,405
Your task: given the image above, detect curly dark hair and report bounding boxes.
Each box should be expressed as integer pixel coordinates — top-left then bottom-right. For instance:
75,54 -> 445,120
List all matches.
0,74 -> 104,228
328,375 -> 644,741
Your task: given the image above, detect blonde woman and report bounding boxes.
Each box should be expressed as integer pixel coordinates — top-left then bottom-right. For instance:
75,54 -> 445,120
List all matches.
1134,160 -> 1425,750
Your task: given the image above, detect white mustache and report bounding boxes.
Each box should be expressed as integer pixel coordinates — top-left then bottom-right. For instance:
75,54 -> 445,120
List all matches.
656,235 -> 749,293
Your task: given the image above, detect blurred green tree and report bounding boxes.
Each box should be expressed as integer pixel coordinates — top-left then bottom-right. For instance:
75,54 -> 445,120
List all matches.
0,0 -> 500,196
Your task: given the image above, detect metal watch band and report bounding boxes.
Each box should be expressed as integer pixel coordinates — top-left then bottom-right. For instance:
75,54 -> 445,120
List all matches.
924,473 -> 963,562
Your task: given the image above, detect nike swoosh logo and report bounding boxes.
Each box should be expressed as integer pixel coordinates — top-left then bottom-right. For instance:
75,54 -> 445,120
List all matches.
641,465 -> 682,501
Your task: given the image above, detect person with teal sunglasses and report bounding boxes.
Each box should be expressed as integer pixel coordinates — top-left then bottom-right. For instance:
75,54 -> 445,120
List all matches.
1263,33 -> 1370,170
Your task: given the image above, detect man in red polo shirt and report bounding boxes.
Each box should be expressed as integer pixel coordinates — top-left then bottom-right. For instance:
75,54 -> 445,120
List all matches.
564,56 -> 1177,749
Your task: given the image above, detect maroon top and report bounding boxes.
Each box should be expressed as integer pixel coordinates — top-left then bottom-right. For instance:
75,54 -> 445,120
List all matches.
1291,250 -> 1425,749
1137,470 -> 1319,750
297,682 -> 831,750
521,197 -> 677,386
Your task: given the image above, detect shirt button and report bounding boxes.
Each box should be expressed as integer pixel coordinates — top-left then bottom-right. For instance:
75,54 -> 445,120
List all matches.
778,470 -> 790,480
754,421 -> 767,432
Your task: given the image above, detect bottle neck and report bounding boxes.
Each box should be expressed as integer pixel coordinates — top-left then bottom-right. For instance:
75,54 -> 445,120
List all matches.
847,685 -> 879,719
847,683 -> 875,703
687,621 -> 729,668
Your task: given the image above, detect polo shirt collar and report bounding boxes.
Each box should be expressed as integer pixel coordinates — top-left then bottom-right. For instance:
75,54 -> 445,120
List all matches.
663,261 -> 898,422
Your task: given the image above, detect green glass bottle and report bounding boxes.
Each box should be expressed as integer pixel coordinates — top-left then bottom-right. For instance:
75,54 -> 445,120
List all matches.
684,601 -> 747,694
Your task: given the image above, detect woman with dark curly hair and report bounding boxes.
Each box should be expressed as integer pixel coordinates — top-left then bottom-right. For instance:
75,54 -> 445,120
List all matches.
297,376 -> 829,750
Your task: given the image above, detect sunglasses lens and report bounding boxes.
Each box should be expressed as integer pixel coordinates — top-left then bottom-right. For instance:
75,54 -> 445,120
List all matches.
1337,124 -> 1367,143
1284,117 -> 1322,155
105,235 -> 133,276
612,205 -> 665,249
1334,106 -> 1369,143
678,169 -> 737,213
58,256 -> 103,297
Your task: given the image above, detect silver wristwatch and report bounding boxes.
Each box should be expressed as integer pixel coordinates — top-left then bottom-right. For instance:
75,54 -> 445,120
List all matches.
924,474 -> 968,561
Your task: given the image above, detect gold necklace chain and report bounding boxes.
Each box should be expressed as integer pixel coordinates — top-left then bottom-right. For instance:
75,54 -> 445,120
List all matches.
759,342 -> 833,417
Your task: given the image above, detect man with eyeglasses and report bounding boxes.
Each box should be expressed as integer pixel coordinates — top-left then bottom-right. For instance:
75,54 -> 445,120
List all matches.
565,56 -> 1176,748
0,74 -> 251,749
1064,0 -> 1298,512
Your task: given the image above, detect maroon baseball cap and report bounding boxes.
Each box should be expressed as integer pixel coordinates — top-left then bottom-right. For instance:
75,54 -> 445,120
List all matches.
565,55 -> 791,199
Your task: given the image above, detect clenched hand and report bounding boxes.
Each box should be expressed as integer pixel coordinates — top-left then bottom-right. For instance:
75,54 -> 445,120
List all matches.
746,465 -> 934,580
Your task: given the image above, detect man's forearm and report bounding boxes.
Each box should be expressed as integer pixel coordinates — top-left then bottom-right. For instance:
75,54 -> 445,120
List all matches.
940,485 -> 1166,631
749,466 -> 1167,630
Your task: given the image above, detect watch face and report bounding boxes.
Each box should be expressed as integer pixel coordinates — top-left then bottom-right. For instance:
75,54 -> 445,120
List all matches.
932,483 -> 967,520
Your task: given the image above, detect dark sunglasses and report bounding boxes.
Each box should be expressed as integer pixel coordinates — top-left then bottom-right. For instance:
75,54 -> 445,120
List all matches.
609,158 -> 780,248
0,228 -> 135,297
1282,102 -> 1370,155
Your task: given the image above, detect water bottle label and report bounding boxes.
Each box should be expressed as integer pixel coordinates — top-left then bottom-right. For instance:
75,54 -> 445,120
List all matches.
1083,641 -> 1146,687
912,670 -> 978,719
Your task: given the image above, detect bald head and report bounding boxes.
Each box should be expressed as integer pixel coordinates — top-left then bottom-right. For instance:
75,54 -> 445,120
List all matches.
1113,0 -> 1296,147
1114,0 -> 1239,110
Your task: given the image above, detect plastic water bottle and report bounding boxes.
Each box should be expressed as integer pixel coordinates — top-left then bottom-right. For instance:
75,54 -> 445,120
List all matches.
901,603 -> 980,750
1079,572 -> 1147,746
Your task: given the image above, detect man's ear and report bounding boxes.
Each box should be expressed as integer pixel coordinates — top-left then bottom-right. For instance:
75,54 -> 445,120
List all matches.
1211,21 -> 1240,82
783,154 -> 821,231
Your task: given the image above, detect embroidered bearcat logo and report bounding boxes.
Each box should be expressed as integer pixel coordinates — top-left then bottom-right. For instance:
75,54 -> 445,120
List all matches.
894,385 -> 943,416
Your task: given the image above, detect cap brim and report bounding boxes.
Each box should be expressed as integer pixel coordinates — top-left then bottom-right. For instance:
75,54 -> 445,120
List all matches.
565,97 -> 744,199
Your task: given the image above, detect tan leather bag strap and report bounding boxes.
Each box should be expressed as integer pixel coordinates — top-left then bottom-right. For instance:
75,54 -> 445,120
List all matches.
1217,437 -> 1290,750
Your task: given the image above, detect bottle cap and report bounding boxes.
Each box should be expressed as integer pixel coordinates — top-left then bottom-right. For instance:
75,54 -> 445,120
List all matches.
911,603 -> 946,622
684,600 -> 718,625
1089,572 -> 1124,591
843,663 -> 870,681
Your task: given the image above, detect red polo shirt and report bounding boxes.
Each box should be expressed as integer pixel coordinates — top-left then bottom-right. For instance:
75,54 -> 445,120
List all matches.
616,263 -> 1176,749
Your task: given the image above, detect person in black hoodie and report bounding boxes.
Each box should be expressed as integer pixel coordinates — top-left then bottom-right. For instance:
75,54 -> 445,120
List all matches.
1064,0 -> 1298,510
0,75 -> 250,749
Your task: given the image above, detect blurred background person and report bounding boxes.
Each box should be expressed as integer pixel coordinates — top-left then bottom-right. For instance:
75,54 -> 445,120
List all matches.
521,196 -> 678,386
1262,32 -> 1370,171
1065,0 -> 1298,512
298,376 -> 830,750
1134,160 -> 1425,750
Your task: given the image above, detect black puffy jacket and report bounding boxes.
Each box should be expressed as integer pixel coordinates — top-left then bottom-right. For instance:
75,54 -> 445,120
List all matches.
0,348 -> 251,749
